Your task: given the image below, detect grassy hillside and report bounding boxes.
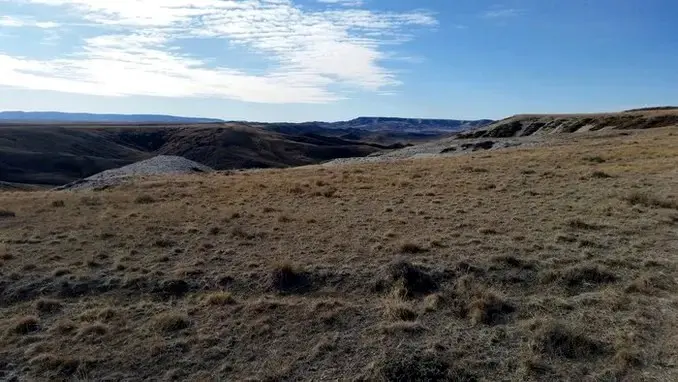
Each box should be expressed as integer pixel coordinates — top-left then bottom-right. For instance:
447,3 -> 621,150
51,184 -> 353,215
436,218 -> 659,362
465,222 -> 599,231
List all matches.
460,108 -> 678,138
0,127 -> 676,380
0,124 -> 392,186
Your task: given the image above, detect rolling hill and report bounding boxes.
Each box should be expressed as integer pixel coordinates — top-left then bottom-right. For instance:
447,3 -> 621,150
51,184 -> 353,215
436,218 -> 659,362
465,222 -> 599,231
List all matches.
458,108 -> 678,138
0,123 -> 407,186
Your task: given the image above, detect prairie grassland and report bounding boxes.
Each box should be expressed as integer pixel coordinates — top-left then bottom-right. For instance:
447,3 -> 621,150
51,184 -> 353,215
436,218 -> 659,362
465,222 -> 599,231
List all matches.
0,127 -> 677,381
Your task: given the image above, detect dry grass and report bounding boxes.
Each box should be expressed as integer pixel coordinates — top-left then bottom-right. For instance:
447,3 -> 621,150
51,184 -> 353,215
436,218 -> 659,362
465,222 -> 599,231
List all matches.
0,127 -> 676,380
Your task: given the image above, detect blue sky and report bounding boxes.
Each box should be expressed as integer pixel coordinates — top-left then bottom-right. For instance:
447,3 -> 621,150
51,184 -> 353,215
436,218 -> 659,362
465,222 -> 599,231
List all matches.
0,0 -> 676,121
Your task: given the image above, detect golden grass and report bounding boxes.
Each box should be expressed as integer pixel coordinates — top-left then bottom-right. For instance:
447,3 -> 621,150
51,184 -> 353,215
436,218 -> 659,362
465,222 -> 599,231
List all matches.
0,127 -> 676,380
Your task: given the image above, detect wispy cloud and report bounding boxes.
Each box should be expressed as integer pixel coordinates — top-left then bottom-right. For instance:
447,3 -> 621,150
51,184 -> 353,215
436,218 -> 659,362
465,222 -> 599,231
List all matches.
481,8 -> 523,19
317,0 -> 364,6
0,15 -> 60,28
0,0 -> 436,103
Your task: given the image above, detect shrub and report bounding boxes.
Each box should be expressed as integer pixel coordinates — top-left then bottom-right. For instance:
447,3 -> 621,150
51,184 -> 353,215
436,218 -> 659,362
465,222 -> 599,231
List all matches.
51,200 -> 66,208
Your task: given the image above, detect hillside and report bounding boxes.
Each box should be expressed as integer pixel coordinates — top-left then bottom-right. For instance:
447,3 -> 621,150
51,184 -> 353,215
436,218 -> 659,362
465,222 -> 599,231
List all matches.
325,117 -> 493,132
459,108 -> 678,138
0,111 -> 224,124
0,124 -> 393,186
0,126 -> 676,380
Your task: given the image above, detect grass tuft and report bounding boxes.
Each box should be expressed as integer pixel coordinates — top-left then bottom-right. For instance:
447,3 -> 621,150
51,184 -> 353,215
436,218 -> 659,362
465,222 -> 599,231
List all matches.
530,320 -> 607,359
203,291 -> 236,306
399,242 -> 427,254
467,290 -> 515,326
36,299 -> 63,314
387,259 -> 437,298
11,316 -> 40,335
560,264 -> 617,288
153,312 -> 191,333
376,351 -> 474,382
625,192 -> 678,210
134,194 -> 156,204
270,262 -> 311,293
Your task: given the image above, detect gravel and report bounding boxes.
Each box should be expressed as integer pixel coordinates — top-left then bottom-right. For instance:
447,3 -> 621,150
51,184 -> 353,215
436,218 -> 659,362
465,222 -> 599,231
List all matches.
55,155 -> 213,191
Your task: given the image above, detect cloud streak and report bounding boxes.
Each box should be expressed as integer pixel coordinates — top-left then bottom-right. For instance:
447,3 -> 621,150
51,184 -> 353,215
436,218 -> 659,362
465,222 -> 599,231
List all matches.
0,0 -> 436,103
481,8 -> 523,19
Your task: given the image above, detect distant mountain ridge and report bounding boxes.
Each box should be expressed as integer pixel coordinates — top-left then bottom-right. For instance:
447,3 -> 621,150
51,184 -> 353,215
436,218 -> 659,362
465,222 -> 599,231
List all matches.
0,111 -> 493,132
0,111 -> 224,124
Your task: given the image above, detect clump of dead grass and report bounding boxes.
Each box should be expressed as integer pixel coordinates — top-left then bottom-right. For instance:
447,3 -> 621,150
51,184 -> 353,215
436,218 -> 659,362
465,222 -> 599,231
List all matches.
399,242 -> 428,254
383,298 -> 418,322
134,194 -> 156,204
35,299 -> 63,314
385,259 -> 437,298
467,289 -> 515,326
560,263 -> 617,288
591,170 -> 613,179
51,200 -> 66,208
28,353 -> 80,376
10,316 -> 40,335
375,351 -> 474,382
203,291 -> 235,306
625,192 -> 678,210
625,273 -> 675,295
153,312 -> 191,333
583,155 -> 606,163
566,218 -> 601,230
270,262 -> 311,293
77,323 -> 109,339
529,319 -> 607,359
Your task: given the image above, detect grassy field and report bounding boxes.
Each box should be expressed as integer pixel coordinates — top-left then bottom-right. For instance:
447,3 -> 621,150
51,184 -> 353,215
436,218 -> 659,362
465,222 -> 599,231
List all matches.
0,127 -> 677,381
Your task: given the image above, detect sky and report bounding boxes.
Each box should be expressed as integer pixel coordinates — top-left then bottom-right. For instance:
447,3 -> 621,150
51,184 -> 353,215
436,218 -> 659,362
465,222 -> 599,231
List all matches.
0,0 -> 676,122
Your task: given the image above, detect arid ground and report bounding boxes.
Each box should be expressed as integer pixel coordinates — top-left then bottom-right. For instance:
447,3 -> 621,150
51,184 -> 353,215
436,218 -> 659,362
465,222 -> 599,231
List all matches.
1,127 -> 677,381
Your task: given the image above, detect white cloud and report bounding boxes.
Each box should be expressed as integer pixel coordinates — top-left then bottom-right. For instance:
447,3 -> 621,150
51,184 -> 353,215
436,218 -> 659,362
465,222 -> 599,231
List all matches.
482,8 -> 523,19
317,0 -> 364,6
0,15 -> 60,28
0,0 -> 436,103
